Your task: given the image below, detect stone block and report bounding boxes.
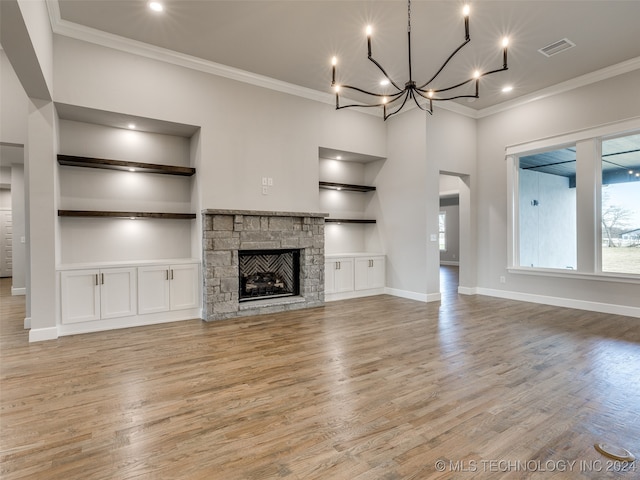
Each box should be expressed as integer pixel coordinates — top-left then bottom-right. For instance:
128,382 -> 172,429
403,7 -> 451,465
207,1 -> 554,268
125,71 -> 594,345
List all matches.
214,237 -> 240,250
243,216 -> 261,231
214,265 -> 237,278
205,250 -> 232,267
203,215 -> 213,231
214,301 -> 238,314
221,276 -> 239,293
213,215 -> 234,231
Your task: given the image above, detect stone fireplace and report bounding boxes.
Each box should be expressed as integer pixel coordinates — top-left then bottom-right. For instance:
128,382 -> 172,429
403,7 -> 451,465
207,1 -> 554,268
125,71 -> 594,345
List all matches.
202,209 -> 327,321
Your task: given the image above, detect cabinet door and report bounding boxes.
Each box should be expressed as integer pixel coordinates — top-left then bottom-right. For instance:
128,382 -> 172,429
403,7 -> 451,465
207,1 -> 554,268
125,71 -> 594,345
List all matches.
61,269 -> 100,324
325,260 -> 336,294
333,258 -> 354,293
100,267 -> 137,319
138,265 -> 171,315
170,264 -> 199,311
355,257 -> 385,290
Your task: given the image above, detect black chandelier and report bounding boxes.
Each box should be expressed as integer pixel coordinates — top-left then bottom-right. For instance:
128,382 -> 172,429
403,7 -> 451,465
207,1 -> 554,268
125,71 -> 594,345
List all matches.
330,0 -> 510,120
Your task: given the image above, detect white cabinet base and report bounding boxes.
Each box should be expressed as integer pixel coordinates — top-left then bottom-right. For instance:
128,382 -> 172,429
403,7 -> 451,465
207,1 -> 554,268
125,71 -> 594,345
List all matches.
325,254 -> 385,302
58,260 -> 200,336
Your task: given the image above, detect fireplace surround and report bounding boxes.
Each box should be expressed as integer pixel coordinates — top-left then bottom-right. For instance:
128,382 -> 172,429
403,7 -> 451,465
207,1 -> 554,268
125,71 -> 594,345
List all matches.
202,209 -> 327,321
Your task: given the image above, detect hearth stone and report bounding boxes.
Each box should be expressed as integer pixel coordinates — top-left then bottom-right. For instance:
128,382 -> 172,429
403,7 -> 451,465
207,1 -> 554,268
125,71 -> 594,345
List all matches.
202,209 -> 327,321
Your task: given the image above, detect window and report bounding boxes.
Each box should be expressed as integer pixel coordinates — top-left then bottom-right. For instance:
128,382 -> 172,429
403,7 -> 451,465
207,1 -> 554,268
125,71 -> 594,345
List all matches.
506,117 -> 640,281
517,146 -> 577,269
601,133 -> 640,275
439,212 -> 446,251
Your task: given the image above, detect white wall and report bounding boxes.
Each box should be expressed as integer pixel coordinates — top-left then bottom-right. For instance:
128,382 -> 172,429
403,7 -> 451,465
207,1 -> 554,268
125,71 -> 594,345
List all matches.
375,108 -> 429,299
52,36 -> 387,217
477,69 -> 640,311
0,50 -> 29,144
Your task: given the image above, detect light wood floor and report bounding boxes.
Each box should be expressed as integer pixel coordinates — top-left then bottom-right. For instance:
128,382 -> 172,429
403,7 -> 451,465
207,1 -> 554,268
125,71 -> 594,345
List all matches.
1,272 -> 639,479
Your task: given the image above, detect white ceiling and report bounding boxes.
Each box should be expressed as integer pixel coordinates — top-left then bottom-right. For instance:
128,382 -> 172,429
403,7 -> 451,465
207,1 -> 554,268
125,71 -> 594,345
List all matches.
54,0 -> 640,114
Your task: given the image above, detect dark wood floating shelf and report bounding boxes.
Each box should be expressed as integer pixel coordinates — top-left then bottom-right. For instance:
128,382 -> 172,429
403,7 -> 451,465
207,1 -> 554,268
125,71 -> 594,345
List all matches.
58,210 -> 196,220
57,155 -> 196,176
325,218 -> 376,224
319,181 -> 376,193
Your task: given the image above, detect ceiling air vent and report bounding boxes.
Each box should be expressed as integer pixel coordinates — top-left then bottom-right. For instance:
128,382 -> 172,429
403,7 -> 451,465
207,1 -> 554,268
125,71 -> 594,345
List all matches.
538,38 -> 576,57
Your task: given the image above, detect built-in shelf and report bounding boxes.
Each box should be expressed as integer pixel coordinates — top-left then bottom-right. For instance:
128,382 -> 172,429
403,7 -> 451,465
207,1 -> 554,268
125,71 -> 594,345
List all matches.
319,181 -> 376,192
57,155 -> 196,176
58,210 -> 196,220
325,218 -> 376,224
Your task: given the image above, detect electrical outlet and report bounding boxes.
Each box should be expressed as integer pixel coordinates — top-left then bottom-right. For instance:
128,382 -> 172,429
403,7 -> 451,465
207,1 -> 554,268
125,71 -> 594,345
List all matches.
268,177 -> 273,186
262,186 -> 268,195
500,276 -> 506,284
262,177 -> 268,186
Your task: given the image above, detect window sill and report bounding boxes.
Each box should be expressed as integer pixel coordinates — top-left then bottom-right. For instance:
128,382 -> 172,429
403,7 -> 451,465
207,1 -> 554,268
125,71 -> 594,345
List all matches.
507,267 -> 640,285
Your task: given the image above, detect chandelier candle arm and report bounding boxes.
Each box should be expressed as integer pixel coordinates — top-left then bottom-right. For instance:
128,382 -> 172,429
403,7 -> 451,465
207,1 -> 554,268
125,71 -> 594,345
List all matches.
329,0 -> 510,120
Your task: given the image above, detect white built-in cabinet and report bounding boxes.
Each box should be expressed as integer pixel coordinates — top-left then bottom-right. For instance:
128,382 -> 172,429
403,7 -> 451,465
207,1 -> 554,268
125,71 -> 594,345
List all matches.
354,256 -> 385,291
138,263 -> 199,314
325,253 -> 385,301
319,152 -> 386,302
59,261 -> 200,332
60,267 -> 137,324
56,119 -> 202,336
325,257 -> 355,294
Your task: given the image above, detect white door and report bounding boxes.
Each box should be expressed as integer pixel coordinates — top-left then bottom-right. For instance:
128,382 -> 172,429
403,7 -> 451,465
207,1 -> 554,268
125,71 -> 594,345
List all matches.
0,210 -> 12,278
61,269 -> 101,324
100,268 -> 137,319
169,264 -> 199,311
138,265 -> 171,315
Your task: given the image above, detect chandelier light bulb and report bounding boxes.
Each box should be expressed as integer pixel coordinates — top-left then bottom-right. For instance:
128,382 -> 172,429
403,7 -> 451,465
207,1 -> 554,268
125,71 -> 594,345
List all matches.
473,70 -> 481,79
380,79 -> 390,86
334,85 -> 340,93
463,5 -> 470,16
382,97 -> 388,104
331,56 -> 337,66
502,37 -> 510,47
366,25 -> 373,37
427,90 -> 434,98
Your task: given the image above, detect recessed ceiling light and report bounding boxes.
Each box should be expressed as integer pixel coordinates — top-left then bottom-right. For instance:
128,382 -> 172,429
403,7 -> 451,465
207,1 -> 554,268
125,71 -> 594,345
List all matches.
148,1 -> 164,12
336,156 -> 342,160
128,123 -> 136,129
502,85 -> 513,93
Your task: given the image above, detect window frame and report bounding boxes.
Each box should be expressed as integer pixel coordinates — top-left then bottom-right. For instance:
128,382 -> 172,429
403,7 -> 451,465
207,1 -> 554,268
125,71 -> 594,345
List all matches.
438,211 -> 447,252
506,116 -> 640,284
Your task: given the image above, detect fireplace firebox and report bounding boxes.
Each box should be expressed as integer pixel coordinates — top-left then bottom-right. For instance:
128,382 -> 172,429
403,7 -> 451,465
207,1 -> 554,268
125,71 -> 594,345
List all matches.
239,249 -> 300,302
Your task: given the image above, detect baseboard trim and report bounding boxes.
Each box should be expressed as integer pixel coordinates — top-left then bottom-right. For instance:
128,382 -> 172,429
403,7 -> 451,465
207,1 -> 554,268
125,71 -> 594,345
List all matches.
24,317 -> 31,329
475,287 -> 640,318
325,288 -> 385,302
11,287 -> 26,296
57,308 -> 202,337
384,287 -> 441,303
458,286 -> 478,295
29,327 -> 59,342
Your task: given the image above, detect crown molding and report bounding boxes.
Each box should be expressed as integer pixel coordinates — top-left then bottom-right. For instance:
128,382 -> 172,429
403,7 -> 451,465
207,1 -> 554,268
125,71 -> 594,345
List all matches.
476,56 -> 640,119
45,0 -> 337,106
46,1 -> 640,122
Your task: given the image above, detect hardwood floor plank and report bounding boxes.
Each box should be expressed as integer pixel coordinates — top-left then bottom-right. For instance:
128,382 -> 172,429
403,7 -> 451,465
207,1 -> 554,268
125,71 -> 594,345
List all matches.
1,273 -> 639,479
